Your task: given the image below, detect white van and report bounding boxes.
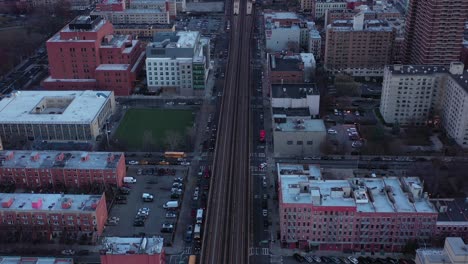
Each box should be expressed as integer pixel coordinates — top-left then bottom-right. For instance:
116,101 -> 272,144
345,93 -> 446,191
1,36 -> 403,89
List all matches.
163,201 -> 179,209
123,177 -> 136,183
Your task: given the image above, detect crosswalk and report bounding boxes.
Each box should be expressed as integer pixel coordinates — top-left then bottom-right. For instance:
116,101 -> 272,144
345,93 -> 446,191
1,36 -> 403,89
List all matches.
248,247 -> 270,256
250,152 -> 266,158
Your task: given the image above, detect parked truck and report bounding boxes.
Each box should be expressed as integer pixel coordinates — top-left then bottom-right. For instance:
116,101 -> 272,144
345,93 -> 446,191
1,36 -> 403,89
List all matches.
163,201 -> 179,209
123,177 -> 136,183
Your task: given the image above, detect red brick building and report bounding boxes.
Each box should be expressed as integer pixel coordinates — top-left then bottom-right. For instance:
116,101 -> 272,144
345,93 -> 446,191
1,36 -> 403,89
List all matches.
269,54 -> 305,84
402,0 -> 468,65
0,193 -> 107,243
0,150 -> 126,189
44,15 -> 146,96
101,236 -> 166,264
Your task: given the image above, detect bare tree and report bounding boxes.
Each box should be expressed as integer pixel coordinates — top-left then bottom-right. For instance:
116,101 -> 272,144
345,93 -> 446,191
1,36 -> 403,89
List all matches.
164,130 -> 183,150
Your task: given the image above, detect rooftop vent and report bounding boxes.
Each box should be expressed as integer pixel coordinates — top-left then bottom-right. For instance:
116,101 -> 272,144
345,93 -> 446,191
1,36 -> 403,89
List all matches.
81,152 -> 89,162
1,198 -> 14,208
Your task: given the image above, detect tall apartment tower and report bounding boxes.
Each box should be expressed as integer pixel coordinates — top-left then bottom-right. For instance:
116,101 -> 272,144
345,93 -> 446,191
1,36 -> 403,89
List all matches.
402,0 -> 468,65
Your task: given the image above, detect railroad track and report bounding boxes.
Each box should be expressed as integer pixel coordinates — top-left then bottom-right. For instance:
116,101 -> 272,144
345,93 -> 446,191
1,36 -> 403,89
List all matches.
200,0 -> 253,263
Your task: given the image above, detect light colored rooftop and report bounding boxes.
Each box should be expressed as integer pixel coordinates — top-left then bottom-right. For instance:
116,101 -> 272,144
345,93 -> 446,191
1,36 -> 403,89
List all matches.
176,31 -> 200,49
277,163 -> 322,180
0,90 -> 112,124
0,193 -> 103,213
275,118 -> 326,132
0,256 -> 73,264
264,12 -> 299,20
96,64 -> 130,71
102,236 -> 164,255
383,178 -> 415,212
446,237 -> 468,257
0,150 -> 123,170
356,178 -> 395,213
416,249 -> 449,264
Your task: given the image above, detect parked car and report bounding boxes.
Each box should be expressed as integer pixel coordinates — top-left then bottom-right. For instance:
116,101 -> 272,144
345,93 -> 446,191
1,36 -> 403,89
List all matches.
161,223 -> 174,233
293,253 -> 305,262
327,128 -> 338,134
61,249 -> 75,256
166,212 -> 177,218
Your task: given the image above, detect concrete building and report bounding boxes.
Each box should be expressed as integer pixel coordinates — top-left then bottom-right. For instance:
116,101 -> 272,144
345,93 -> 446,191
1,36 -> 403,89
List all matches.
278,170 -> 438,251
379,62 -> 468,148
0,256 -> 74,263
308,30 -> 322,60
264,12 -> 317,52
315,0 -> 347,19
0,90 -> 115,142
271,84 -> 320,116
0,193 -> 107,243
431,199 -> 468,243
113,23 -> 175,40
93,0 -> 174,23
269,53 -> 316,84
324,13 -> 396,76
273,118 -> 326,157
402,0 -> 468,65
325,5 -> 403,26
0,150 -> 126,189
44,16 -> 146,96
299,0 -> 314,13
146,31 -> 210,95
100,236 -> 165,264
415,237 -> 468,264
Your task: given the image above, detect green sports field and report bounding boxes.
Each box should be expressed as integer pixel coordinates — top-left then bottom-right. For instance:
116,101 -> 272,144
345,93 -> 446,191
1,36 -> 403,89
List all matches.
114,108 -> 194,150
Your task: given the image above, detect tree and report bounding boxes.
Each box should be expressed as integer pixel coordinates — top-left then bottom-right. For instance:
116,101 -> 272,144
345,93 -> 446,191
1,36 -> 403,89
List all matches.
334,74 -> 361,97
164,130 -> 183,150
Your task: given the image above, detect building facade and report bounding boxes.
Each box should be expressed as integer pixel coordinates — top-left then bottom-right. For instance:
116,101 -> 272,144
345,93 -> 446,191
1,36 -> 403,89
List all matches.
278,171 -> 438,252
315,0 -> 347,19
379,62 -> 468,148
0,193 -> 107,243
415,237 -> 468,264
0,90 -> 115,142
146,31 -> 210,95
324,13 -> 396,76
0,150 -> 126,189
44,16 -> 146,96
113,23 -> 175,40
273,118 -> 326,157
402,0 -> 468,65
100,236 -> 166,264
271,84 -> 320,116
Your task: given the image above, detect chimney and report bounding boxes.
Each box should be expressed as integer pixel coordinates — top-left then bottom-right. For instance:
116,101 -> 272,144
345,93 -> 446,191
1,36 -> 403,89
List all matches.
80,152 -> 89,162
394,64 -> 402,71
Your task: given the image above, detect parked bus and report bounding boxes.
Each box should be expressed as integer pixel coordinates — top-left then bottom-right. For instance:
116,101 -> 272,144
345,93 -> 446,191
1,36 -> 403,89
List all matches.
188,255 -> 196,264
259,130 -> 266,142
196,209 -> 204,224
164,152 -> 186,159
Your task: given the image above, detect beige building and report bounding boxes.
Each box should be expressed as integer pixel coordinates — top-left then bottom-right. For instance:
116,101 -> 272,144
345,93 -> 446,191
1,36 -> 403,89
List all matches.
300,0 -> 314,12
415,237 -> 468,264
113,23 -> 175,39
0,90 -> 115,142
315,0 -> 347,19
379,62 -> 468,148
91,9 -> 170,24
273,117 -> 326,157
324,13 -> 396,76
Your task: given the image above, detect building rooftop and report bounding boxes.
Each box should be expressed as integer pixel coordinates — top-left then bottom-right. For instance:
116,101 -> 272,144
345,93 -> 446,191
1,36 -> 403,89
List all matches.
96,64 -> 130,71
0,90 -> 112,124
278,163 -> 322,180
416,249 -> 449,264
264,11 -> 299,20
0,257 -> 73,264
279,173 -> 437,214
328,19 -> 394,32
446,237 -> 468,257
0,150 -> 123,170
0,193 -> 103,213
271,84 -> 319,99
112,23 -> 174,29
432,198 -> 468,222
275,118 -> 326,132
101,236 -> 164,255
386,63 -> 468,94
152,31 -> 200,49
271,56 -> 303,71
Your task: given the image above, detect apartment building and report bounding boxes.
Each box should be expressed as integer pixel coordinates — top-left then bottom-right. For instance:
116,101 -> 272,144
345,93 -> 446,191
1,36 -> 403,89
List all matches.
379,62 -> 468,148
0,150 -> 126,189
278,168 -> 437,252
269,53 -> 316,84
416,237 -> 468,264
0,90 -> 115,142
0,193 -> 107,243
324,13 -> 396,76
315,0 -> 347,19
100,236 -> 166,264
146,31 -> 210,96
299,0 -> 314,13
271,84 -> 320,116
113,23 -> 175,40
325,5 -> 403,26
308,30 -> 322,60
402,0 -> 468,65
93,0 -> 174,23
431,199 -> 468,243
44,16 -> 146,96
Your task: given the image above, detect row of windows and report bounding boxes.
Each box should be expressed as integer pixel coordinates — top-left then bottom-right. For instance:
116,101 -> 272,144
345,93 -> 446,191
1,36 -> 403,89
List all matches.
286,140 -> 313,145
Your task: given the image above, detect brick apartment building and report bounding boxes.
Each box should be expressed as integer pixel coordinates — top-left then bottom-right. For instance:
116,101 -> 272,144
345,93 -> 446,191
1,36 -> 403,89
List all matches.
44,15 -> 146,96
0,150 -> 126,189
402,0 -> 468,65
278,164 -> 438,252
100,236 -> 166,264
0,193 -> 107,243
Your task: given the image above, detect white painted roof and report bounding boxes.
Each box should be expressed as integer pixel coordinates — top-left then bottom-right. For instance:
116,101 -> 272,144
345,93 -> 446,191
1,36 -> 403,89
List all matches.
0,90 -> 112,123
0,256 -> 73,264
102,236 -> 164,254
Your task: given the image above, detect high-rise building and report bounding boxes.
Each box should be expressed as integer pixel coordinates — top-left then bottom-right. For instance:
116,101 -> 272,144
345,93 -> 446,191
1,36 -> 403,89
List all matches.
402,0 -> 468,65
145,31 -> 210,95
44,16 -> 146,96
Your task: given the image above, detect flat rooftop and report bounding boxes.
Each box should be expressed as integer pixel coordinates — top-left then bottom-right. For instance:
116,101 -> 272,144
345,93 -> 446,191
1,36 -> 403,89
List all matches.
432,198 -> 468,222
112,23 -> 174,29
264,11 -> 299,20
416,249 -> 448,264
275,118 -> 326,132
279,173 -> 437,214
0,90 -> 112,124
102,236 -> 164,255
0,193 -> 103,213
277,163 -> 322,180
273,108 -> 311,117
0,150 -> 123,170
272,84 -> 319,99
152,31 -> 200,49
271,56 -> 302,71
0,257 -> 73,264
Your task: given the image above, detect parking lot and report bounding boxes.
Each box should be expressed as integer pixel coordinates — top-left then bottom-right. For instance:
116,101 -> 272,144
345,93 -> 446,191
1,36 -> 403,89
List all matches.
103,166 -> 189,245
326,124 -> 362,154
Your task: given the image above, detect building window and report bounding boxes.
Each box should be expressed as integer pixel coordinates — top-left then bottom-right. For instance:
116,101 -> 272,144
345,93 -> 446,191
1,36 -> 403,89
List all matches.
287,141 -> 293,145
297,141 -> 303,145
307,141 -> 313,145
